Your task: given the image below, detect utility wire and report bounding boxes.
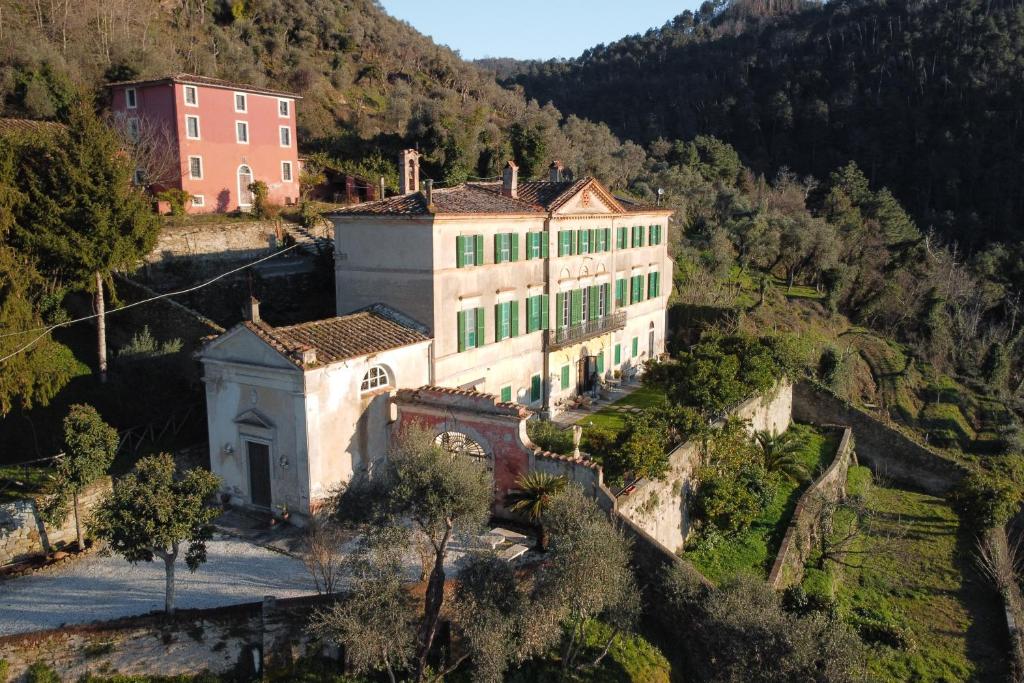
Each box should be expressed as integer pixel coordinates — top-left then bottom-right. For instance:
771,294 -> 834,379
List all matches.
0,241 -> 308,363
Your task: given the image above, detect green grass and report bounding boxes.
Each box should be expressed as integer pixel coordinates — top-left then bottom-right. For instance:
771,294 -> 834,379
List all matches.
821,479 -> 1009,682
577,385 -> 668,435
0,463 -> 58,503
686,424 -> 840,583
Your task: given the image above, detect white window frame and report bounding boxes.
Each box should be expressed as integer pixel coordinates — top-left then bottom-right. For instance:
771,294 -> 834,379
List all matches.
281,161 -> 293,182
498,302 -> 511,340
581,287 -> 590,320
125,87 -> 137,109
188,155 -> 203,180
237,164 -> 254,208
234,92 -> 247,113
183,85 -> 198,107
360,365 -> 391,393
559,294 -> 571,328
278,98 -> 290,118
191,194 -> 205,207
465,308 -> 478,349
461,237 -> 476,267
185,115 -> 200,140
497,234 -> 511,263
279,125 -> 291,147
598,284 -> 608,317
235,120 -> 249,144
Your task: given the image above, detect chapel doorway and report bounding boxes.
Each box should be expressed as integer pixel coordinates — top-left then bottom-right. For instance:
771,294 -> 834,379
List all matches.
247,441 -> 272,508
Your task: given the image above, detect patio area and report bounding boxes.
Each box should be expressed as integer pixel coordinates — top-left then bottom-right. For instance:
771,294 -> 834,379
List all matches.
551,379 -> 667,433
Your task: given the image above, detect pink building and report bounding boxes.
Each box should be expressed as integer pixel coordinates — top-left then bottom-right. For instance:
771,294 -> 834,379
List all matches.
108,74 -> 301,213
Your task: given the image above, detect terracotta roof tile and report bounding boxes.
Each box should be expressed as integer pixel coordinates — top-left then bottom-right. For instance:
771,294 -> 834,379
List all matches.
241,304 -> 429,368
0,118 -> 65,136
331,184 -> 545,216
107,73 -> 300,99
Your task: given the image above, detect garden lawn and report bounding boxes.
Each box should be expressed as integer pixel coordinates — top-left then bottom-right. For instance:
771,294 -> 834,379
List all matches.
577,385 -> 667,434
686,423 -> 840,584
819,480 -> 1009,682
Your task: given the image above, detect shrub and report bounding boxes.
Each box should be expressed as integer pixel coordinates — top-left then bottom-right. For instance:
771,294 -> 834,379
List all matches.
0,659 -> 8,683
527,419 -> 573,454
25,661 -> 59,683
952,467 -> 1021,531
848,605 -> 914,650
156,189 -> 191,216
248,180 -> 280,218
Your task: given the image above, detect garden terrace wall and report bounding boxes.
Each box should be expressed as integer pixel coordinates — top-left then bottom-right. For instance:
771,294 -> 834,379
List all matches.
793,381 -> 966,495
0,477 -> 110,567
615,381 -> 793,553
767,427 -> 854,589
0,594 -> 322,681
146,220 -> 284,268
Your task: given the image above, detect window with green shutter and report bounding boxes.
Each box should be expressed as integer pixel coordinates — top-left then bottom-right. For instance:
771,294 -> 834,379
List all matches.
526,232 -> 541,260
457,236 -> 478,268
460,307 -> 484,351
500,385 -> 512,403
560,364 -> 570,390
615,278 -> 627,307
558,230 -> 573,256
648,271 -> 660,298
631,275 -> 644,304
495,301 -> 517,341
530,374 -> 542,402
617,226 -> 628,249
495,233 -> 513,263
588,285 -> 599,321
541,294 -> 549,330
599,282 -> 610,316
556,292 -> 567,329
541,232 -> 549,258
614,343 -> 621,364
649,224 -> 662,245
632,336 -> 639,357
570,289 -> 583,325
597,352 -> 604,375
577,230 -> 589,254
474,235 -> 484,265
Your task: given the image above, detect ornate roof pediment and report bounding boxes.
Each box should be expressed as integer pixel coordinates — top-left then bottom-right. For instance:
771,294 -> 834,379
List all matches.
234,409 -> 275,429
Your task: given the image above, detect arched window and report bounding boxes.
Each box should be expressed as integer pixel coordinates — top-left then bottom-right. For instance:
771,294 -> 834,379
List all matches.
238,164 -> 254,207
360,365 -> 391,393
434,431 -> 488,467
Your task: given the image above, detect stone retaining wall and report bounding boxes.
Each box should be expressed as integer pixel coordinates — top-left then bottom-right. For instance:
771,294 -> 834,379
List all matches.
0,595 -> 322,681
0,478 -> 111,566
146,220 -> 283,267
615,381 -> 793,552
767,427 -> 854,589
793,381 -> 966,494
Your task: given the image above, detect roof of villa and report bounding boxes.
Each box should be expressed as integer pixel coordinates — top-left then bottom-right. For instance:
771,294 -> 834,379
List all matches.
239,304 -> 429,368
106,73 -> 301,99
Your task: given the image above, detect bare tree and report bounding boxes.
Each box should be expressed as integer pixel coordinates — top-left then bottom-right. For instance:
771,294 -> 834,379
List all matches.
301,512 -> 348,595
108,111 -> 179,191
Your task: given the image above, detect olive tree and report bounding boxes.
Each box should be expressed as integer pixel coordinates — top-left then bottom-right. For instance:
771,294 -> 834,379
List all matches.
90,453 -> 221,614
55,404 -> 118,551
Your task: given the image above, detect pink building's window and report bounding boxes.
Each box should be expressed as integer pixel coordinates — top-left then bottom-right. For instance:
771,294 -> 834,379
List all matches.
188,156 -> 203,179
279,126 -> 291,147
281,161 -> 293,182
184,86 -> 198,106
234,93 -> 247,113
125,88 -> 136,109
185,115 -> 200,140
236,121 -> 249,144
192,195 -> 205,208
278,99 -> 290,117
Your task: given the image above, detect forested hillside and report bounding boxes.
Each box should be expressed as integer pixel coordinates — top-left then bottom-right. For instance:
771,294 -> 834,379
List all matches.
494,0 -> 1024,247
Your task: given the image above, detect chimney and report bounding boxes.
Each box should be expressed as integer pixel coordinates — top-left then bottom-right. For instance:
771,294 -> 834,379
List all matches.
549,160 -> 564,182
502,160 -> 519,198
423,178 -> 434,209
245,297 -> 261,323
296,344 -> 317,366
399,149 -> 420,195
379,176 -> 386,200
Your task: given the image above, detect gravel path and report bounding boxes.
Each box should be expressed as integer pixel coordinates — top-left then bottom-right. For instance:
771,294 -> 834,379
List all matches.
0,534 -> 316,636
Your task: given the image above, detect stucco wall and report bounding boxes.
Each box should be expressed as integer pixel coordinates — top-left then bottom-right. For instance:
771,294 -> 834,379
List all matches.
793,381 -> 966,494
0,478 -> 111,566
767,427 -> 855,589
615,381 -> 794,553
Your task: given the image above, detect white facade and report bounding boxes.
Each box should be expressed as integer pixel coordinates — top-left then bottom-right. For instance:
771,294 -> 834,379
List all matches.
199,320 -> 431,517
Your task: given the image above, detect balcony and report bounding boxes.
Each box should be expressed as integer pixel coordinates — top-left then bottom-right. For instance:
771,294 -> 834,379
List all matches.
547,310 -> 627,350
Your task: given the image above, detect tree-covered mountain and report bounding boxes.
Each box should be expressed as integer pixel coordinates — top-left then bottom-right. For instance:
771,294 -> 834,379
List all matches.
495,0 -> 1024,247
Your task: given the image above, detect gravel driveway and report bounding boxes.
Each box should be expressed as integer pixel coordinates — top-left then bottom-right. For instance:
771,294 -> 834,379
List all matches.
0,534 -> 316,636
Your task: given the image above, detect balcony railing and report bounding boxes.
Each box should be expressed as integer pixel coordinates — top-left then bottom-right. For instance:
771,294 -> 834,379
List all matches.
547,310 -> 627,350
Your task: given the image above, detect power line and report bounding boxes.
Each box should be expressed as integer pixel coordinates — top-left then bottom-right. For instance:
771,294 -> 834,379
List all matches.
0,241 -> 310,364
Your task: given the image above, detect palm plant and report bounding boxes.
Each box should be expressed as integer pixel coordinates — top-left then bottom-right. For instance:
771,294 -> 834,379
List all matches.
506,471 -> 568,550
753,429 -> 809,483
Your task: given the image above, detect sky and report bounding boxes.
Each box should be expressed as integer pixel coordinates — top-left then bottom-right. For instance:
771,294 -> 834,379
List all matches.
378,1 -> 702,61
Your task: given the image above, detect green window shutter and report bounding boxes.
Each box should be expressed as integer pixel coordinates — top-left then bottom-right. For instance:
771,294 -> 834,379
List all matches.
616,227 -> 625,249
597,352 -> 604,375
495,303 -> 503,342
525,297 -> 535,333
614,343 -> 621,364
493,234 -> 501,263
570,289 -> 582,325
648,273 -> 655,299
501,386 -> 512,403
457,310 -> 466,352
556,292 -> 565,329
615,279 -> 625,307
588,285 -> 599,320
602,282 -> 611,315
632,337 -> 639,357
653,272 -> 660,297
560,364 -> 570,390
588,229 -> 596,253
474,235 -> 484,265
639,226 -> 645,247
541,233 -> 549,258
530,374 -> 541,402
456,236 -> 465,268
605,228 -> 612,251
577,230 -> 584,254
511,233 -> 520,262
558,231 -> 568,256
510,300 -> 519,337
475,307 -> 485,347
527,233 -> 536,260
541,294 -> 549,330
